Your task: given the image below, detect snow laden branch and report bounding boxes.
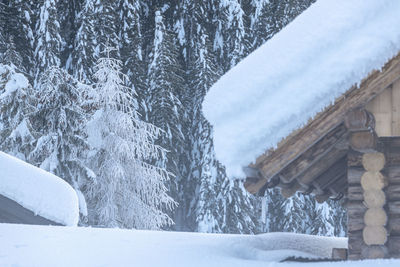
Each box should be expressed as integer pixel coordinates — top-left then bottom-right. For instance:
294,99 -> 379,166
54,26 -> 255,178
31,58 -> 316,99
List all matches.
86,45 -> 175,229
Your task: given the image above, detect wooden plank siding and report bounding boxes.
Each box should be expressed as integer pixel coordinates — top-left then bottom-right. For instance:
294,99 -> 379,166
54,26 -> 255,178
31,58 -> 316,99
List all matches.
366,80 -> 400,137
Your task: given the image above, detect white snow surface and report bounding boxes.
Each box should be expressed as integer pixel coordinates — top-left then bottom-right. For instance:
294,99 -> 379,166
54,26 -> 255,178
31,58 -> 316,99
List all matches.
0,65 -> 29,101
0,223 -> 349,267
0,152 -> 79,226
203,0 -> 400,177
2,223 -> 400,267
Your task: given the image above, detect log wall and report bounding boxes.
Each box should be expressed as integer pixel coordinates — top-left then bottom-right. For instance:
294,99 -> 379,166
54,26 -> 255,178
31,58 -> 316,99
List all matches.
348,138 -> 400,260
382,137 -> 400,258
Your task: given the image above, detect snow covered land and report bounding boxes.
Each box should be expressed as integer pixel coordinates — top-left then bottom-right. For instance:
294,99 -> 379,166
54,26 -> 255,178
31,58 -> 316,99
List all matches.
0,152 -> 79,226
1,223 -> 400,267
203,0 -> 400,177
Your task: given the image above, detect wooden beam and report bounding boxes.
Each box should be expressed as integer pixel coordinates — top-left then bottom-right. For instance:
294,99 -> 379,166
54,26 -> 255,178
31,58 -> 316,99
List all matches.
253,52 -> 400,185
344,108 -> 375,131
244,125 -> 348,195
313,157 -> 347,190
349,130 -> 378,153
278,124 -> 348,183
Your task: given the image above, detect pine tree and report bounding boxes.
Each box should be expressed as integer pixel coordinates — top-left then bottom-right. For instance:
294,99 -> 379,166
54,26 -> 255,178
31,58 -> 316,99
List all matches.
119,0 -> 147,111
28,66 -> 92,219
147,11 -> 186,224
0,64 -> 35,160
212,0 -> 247,71
221,178 -> 260,234
249,0 -> 315,50
0,0 -> 35,74
86,45 -> 175,229
72,0 -> 120,82
34,0 -> 62,86
57,0 -> 82,69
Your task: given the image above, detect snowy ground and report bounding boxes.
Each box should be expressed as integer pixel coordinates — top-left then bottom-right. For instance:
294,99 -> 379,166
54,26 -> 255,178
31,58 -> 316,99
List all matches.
1,223 -> 400,267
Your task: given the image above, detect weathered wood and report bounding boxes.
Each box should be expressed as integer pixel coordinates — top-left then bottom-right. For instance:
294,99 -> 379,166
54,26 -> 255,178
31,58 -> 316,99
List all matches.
363,226 -> 388,245
388,201 -> 400,215
332,248 -> 347,260
312,157 -> 346,189
348,231 -> 363,254
362,152 -> 385,172
244,177 -> 266,195
361,245 -> 389,259
349,131 -> 377,152
361,172 -> 387,190
388,236 -> 400,258
345,108 -> 375,131
314,193 -> 331,203
363,189 -> 386,208
364,208 -> 387,226
366,87 -> 393,137
348,167 -> 364,184
348,216 -> 364,232
348,150 -> 363,167
253,52 -> 400,194
388,216 -> 400,235
280,180 -> 303,198
392,80 -> 400,135
348,185 -> 363,201
293,149 -> 347,186
347,201 -> 367,217
380,136 -> 400,149
329,175 -> 348,196
386,165 -> 400,184
348,254 -> 362,261
386,185 -> 400,201
276,125 -> 348,183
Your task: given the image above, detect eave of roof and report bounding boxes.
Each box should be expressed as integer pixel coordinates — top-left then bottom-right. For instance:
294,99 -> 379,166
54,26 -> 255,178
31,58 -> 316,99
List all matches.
247,51 -> 400,194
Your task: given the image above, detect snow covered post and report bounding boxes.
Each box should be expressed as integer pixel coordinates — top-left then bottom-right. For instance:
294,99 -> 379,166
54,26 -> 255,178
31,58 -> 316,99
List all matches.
345,109 -> 389,260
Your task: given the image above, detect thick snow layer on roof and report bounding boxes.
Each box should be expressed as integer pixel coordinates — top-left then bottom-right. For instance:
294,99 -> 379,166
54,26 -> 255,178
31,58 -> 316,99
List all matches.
0,152 -> 79,226
0,223 -> 355,266
203,0 -> 400,177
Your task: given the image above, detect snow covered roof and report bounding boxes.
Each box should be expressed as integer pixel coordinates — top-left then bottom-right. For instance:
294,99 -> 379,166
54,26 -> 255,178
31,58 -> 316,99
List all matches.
0,152 -> 79,226
203,0 -> 400,178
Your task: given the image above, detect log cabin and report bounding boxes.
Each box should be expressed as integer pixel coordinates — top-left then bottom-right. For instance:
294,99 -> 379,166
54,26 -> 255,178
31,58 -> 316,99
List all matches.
202,1 -> 400,261
243,52 -> 400,260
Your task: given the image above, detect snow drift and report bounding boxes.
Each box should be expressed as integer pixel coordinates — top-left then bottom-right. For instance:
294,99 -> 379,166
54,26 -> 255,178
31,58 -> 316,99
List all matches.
0,151 -> 79,226
203,0 -> 400,177
0,223 -> 350,267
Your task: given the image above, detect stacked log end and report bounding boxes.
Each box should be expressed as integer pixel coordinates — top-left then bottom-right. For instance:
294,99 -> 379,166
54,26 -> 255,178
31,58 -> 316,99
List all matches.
347,150 -> 389,260
360,152 -> 388,258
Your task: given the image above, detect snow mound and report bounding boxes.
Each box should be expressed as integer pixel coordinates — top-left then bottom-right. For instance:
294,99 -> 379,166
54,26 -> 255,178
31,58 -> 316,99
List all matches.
203,0 -> 400,177
0,223 -> 355,267
0,152 -> 79,226
0,64 -> 29,100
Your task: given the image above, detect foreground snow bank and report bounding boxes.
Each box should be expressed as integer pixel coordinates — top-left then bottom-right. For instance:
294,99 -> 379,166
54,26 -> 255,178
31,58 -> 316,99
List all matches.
1,223 -> 400,267
203,0 -> 400,177
0,223 -> 346,267
0,152 -> 79,226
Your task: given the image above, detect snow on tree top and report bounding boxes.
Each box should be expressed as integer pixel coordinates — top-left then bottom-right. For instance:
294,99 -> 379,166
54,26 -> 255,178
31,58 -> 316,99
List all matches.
0,151 -> 79,226
203,0 -> 400,178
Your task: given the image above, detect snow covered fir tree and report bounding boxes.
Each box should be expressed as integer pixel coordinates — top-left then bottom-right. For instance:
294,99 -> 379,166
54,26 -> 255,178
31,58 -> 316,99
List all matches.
0,0 -> 346,235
